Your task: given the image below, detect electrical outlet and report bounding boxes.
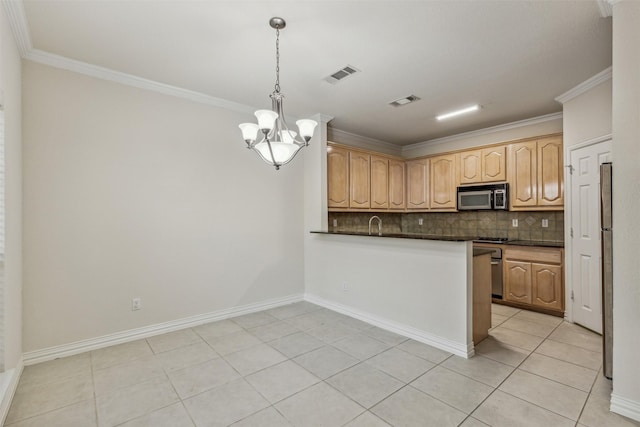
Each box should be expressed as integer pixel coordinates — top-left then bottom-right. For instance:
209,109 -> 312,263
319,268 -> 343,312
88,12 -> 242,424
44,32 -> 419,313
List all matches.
512,219 -> 519,227
132,297 -> 142,311
342,282 -> 348,292
332,219 -> 338,227
542,219 -> 549,228
418,218 -> 423,226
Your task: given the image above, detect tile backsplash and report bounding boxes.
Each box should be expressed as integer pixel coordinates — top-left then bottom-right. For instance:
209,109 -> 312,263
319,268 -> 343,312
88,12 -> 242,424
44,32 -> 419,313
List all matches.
328,211 -> 564,242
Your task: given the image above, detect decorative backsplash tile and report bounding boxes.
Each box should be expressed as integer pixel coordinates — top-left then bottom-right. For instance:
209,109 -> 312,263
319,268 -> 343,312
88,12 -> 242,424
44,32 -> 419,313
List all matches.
328,210 -> 565,242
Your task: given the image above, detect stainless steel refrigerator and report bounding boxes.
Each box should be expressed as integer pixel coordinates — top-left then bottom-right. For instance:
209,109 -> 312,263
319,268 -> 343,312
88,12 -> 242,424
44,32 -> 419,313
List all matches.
601,162 -> 613,379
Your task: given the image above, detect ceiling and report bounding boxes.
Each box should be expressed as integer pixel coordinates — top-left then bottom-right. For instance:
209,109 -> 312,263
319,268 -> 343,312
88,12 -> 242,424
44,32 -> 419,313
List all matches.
17,1 -> 612,146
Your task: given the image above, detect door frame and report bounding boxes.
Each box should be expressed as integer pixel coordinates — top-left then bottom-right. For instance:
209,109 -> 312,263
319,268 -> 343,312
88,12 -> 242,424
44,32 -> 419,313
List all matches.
564,133 -> 612,324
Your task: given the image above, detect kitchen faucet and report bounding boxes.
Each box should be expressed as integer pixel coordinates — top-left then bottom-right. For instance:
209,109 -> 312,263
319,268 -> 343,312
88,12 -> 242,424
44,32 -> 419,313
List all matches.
368,215 -> 382,236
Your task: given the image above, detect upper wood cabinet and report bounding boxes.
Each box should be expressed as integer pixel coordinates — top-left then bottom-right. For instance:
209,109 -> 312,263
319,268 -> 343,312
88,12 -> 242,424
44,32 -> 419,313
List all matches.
459,146 -> 506,184
406,158 -> 429,210
349,151 -> 370,209
482,146 -> 507,182
388,159 -> 406,210
459,150 -> 482,184
370,155 -> 389,209
537,136 -> 563,207
508,135 -> 563,210
327,143 -> 404,212
327,146 -> 349,208
430,154 -> 458,210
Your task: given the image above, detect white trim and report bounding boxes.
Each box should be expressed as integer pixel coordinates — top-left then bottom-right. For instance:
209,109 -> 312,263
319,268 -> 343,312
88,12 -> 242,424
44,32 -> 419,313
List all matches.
564,134 -> 612,324
328,128 -> 401,156
2,0 -> 32,57
24,50 -> 256,115
555,67 -> 613,104
611,393 -> 640,422
597,0 -> 614,17
0,358 -> 23,426
23,294 -> 303,366
304,293 -> 474,358
401,112 -> 563,155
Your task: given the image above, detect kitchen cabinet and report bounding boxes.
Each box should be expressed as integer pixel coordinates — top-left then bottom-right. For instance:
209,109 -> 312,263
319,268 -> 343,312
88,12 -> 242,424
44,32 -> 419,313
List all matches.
370,155 -> 389,209
406,158 -> 429,209
503,246 -> 564,314
327,143 -> 404,212
327,145 -> 349,208
388,159 -> 406,210
349,151 -> 370,208
459,146 -> 506,184
508,135 -> 563,210
430,154 -> 458,210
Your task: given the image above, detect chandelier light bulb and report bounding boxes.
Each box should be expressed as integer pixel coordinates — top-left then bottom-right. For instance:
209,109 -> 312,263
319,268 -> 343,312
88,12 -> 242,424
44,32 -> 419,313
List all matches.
254,110 -> 279,132
296,119 -> 318,142
238,123 -> 259,143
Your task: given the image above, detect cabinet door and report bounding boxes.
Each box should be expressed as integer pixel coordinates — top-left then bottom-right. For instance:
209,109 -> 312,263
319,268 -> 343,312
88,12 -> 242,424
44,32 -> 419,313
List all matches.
370,155 -> 389,209
349,151 -> 370,208
537,136 -> 564,207
406,159 -> 429,209
327,146 -> 349,208
509,141 -> 538,208
430,154 -> 458,210
459,150 -> 482,184
481,146 -> 506,182
504,260 -> 532,304
532,263 -> 563,311
388,159 -> 406,210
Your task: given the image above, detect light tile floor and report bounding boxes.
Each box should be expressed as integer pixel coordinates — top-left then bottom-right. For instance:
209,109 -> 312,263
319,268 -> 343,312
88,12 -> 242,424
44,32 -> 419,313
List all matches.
5,301 -> 640,427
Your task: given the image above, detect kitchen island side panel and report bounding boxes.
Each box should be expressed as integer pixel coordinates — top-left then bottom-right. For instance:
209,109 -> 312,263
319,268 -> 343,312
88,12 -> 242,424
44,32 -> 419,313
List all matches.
305,234 -> 473,356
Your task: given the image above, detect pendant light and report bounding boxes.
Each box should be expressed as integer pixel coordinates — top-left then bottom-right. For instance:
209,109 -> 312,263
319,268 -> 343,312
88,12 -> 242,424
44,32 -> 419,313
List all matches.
238,17 -> 318,170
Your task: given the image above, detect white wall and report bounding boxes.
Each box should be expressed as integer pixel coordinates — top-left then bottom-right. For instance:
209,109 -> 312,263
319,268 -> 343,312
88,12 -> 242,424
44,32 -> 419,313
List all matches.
22,62 -> 305,353
562,79 -> 612,147
610,0 -> 640,421
305,234 -> 473,357
0,3 -> 23,371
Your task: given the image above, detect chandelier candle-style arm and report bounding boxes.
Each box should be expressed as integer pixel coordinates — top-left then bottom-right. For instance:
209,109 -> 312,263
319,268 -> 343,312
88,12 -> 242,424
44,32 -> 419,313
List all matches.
237,17 -> 318,170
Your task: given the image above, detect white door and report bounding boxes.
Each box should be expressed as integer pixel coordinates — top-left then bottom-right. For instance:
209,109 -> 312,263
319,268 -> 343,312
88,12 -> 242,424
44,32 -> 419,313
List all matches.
569,140 -> 612,333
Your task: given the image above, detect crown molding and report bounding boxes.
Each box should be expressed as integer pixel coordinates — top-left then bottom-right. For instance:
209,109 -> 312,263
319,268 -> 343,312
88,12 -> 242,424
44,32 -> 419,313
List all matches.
2,0 -> 33,57
25,49 -> 257,115
597,0 -> 613,17
555,66 -> 612,104
401,111 -> 563,154
328,127 -> 401,156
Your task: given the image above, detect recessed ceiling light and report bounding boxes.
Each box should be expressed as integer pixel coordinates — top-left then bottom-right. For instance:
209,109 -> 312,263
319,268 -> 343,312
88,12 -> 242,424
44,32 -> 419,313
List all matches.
436,104 -> 480,121
389,95 -> 421,107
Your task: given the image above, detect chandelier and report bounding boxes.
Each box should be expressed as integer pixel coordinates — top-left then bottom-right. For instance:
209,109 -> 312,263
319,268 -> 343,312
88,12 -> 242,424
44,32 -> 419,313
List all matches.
238,17 -> 318,170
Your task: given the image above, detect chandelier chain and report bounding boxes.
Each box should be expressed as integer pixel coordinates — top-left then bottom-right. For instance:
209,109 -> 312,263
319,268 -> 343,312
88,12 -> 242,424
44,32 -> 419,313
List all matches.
274,28 -> 281,93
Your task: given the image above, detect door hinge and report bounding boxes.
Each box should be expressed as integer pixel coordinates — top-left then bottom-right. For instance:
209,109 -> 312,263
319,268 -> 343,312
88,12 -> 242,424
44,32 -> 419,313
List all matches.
571,290 -> 575,301
570,228 -> 574,238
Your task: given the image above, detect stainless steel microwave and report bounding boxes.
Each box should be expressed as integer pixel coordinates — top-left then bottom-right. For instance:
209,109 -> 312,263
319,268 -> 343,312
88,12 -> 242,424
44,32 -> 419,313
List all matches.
457,183 -> 509,210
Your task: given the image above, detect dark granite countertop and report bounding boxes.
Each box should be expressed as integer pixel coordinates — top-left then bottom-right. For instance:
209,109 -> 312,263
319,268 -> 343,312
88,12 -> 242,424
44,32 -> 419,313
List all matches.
310,231 -> 476,242
506,240 -> 565,248
311,231 -> 564,247
473,248 -> 495,257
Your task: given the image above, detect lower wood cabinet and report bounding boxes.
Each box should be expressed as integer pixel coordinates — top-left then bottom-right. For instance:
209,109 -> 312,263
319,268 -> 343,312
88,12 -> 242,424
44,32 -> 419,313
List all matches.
503,246 -> 564,314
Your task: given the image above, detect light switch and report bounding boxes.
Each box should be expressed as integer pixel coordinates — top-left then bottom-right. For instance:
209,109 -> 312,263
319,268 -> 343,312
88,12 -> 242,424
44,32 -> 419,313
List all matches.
512,219 -> 519,227
542,219 -> 549,228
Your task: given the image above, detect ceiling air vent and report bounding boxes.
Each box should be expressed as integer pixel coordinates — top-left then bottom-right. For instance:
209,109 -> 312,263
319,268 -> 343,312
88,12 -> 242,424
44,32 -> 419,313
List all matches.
389,95 -> 421,107
324,65 -> 360,84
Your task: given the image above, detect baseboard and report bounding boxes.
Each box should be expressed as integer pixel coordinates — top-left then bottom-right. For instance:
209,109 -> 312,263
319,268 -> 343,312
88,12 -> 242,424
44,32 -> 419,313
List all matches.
23,293 -> 304,366
0,358 -> 24,425
304,293 -> 474,358
611,393 -> 640,422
